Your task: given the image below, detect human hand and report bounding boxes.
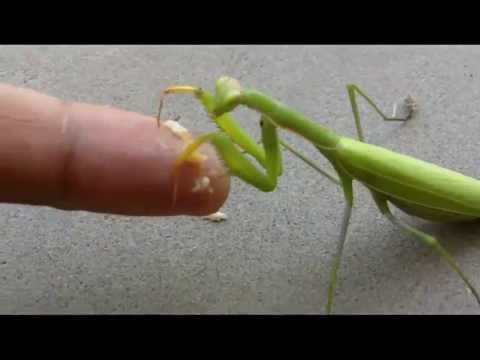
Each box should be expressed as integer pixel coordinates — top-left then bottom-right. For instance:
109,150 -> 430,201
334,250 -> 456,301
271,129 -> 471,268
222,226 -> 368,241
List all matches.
0,83 -> 230,216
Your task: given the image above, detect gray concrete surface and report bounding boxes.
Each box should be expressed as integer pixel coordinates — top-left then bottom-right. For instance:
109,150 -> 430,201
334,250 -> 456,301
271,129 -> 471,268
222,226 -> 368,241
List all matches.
1,45 -> 480,314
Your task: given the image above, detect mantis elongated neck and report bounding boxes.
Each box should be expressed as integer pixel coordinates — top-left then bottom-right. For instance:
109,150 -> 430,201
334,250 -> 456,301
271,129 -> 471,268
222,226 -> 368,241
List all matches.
242,89 -> 341,149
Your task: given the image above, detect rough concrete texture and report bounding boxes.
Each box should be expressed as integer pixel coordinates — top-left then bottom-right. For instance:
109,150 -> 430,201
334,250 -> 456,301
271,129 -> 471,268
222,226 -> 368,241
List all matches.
1,45 -> 480,314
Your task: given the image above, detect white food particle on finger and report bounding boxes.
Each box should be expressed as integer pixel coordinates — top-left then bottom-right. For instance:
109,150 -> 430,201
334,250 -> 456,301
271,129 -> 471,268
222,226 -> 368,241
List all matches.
163,120 -> 189,136
192,176 -> 210,193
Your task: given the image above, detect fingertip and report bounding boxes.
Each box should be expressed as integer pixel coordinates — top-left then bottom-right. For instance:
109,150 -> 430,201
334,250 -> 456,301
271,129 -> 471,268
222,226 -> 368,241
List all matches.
61,106 -> 231,216
0,82 -> 231,217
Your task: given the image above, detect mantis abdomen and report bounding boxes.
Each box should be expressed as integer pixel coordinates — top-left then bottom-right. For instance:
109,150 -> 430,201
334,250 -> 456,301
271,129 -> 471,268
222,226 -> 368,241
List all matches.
336,137 -> 480,222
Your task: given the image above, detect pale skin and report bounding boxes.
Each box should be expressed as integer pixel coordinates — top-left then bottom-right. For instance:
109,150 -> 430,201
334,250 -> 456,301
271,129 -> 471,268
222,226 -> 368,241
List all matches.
0,83 -> 230,216
159,76 -> 480,314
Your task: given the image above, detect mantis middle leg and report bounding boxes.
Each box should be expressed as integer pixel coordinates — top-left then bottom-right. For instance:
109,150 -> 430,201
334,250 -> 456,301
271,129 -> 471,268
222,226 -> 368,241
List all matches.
347,84 -> 415,142
326,176 -> 354,314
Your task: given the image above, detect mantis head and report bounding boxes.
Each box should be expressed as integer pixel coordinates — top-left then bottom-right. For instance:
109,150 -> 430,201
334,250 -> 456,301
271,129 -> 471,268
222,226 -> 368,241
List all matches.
213,76 -> 244,116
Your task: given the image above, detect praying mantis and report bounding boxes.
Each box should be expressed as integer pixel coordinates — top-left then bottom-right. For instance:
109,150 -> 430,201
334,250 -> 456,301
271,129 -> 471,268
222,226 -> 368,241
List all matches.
157,76 -> 480,314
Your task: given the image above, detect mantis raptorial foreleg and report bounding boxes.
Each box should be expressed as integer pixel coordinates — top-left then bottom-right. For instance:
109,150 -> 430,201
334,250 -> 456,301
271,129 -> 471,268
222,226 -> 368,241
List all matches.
156,86 -> 198,127
158,85 -> 340,190
372,192 -> 480,305
160,86 -> 285,191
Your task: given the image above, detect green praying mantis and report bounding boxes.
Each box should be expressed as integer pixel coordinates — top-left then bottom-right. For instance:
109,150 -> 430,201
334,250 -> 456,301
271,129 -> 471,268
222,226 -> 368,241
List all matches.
157,76 -> 480,314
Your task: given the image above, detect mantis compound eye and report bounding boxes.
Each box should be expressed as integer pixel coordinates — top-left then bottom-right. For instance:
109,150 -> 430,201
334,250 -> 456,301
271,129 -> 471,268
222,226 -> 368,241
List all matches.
259,119 -> 264,127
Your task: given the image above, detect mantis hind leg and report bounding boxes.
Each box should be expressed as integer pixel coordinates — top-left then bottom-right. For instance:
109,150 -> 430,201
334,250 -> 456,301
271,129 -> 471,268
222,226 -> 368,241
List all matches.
346,84 -> 416,142
371,192 -> 480,307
